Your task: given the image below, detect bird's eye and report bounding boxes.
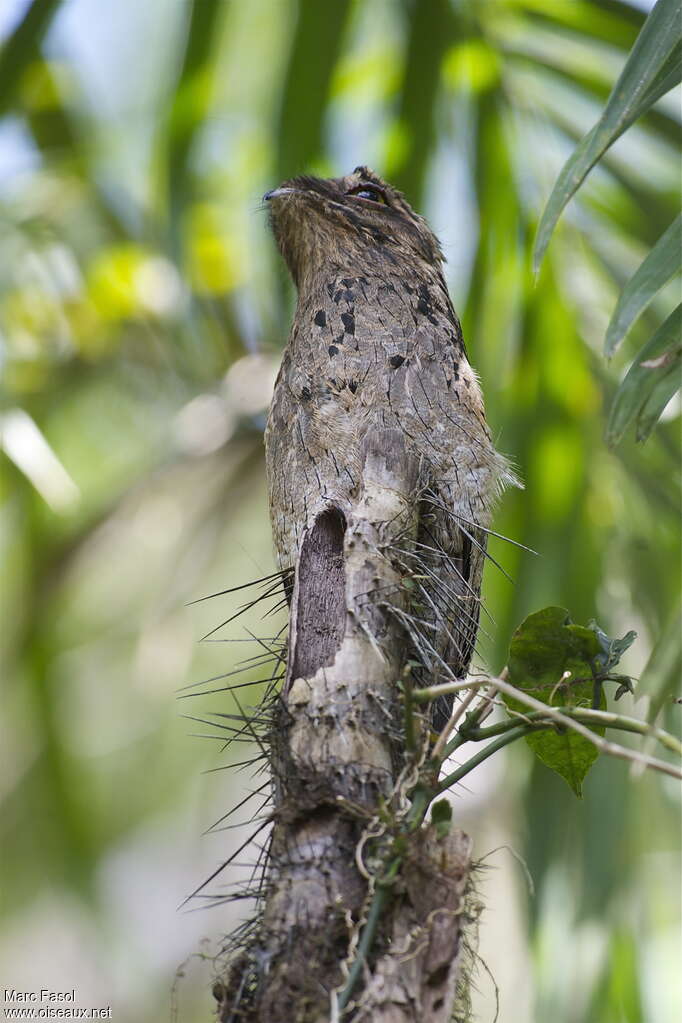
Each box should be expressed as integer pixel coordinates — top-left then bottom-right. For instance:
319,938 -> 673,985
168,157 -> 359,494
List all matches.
347,185 -> 387,205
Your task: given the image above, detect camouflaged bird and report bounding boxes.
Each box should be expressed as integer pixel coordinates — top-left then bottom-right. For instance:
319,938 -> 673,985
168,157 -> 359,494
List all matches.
264,166 -> 515,728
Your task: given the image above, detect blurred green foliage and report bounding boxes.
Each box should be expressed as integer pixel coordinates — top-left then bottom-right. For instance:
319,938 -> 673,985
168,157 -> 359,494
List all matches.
534,0 -> 681,445
0,1 -> 679,1021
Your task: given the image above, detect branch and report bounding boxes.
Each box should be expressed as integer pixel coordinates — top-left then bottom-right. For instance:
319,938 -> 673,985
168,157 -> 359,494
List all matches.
414,675 -> 682,781
436,725 -> 534,794
464,706 -> 682,758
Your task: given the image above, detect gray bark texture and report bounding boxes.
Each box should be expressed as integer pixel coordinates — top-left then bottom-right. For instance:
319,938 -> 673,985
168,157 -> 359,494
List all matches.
214,168 -> 512,1022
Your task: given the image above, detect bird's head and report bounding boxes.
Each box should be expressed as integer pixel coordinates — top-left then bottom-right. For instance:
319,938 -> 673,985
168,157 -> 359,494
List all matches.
264,166 -> 443,290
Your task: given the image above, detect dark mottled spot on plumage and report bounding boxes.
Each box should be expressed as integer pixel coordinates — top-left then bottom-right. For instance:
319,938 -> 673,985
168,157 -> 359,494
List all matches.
341,278 -> 354,288
328,345 -> 339,357
389,355 -> 405,369
314,310 -> 326,327
300,386 -> 312,400
341,312 -> 355,335
334,333 -> 345,345
348,380 -> 358,394
416,283 -> 439,324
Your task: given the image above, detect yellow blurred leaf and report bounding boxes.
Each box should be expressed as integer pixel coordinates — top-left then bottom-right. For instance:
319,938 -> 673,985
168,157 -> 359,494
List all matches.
443,40 -> 500,93
186,203 -> 243,294
18,60 -> 66,111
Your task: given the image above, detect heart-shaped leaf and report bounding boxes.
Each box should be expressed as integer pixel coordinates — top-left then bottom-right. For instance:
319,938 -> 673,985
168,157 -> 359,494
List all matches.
505,608 -> 637,796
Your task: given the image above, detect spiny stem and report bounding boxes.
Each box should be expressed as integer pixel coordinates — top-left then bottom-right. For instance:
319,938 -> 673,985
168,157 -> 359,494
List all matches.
443,690 -> 495,758
570,707 -> 682,756
430,685 -> 480,761
484,674 -> 682,780
412,678 -> 488,703
418,674 -> 682,780
336,859 -> 400,1013
436,725 -> 534,794
337,669 -> 681,1015
407,784 -> 433,828
462,707 -> 682,757
335,779 -> 437,1013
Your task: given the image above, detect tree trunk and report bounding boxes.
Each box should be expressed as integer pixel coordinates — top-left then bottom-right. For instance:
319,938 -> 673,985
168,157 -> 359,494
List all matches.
215,430 -> 472,1022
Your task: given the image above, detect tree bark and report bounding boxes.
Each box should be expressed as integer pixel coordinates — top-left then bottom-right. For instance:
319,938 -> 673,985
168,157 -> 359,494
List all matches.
216,430 -> 471,1022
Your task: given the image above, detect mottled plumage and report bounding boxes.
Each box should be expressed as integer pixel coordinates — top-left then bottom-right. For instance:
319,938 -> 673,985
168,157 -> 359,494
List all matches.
264,167 -> 514,726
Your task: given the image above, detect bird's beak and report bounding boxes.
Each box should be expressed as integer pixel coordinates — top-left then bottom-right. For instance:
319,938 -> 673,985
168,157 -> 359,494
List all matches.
263,187 -> 296,202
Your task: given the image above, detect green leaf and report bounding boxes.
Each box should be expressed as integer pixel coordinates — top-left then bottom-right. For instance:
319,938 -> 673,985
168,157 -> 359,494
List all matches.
588,620 -> 637,675
504,611 -> 639,794
276,0 -> 352,179
389,0 -> 456,206
506,606 -> 605,796
533,0 -> 682,271
430,798 -> 452,838
643,601 -> 682,723
640,34 -> 682,111
614,677 -> 636,701
589,930 -> 646,1023
606,304 -> 682,446
166,0 -> 224,259
636,358 -> 682,441
605,215 -> 682,358
0,0 -> 63,116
